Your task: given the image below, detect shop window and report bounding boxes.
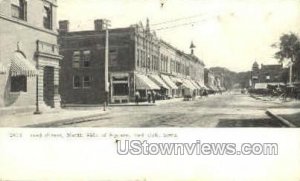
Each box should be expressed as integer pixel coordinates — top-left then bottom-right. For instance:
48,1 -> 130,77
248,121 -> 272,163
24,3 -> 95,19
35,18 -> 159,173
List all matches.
11,0 -> 27,20
73,75 -> 81,88
72,51 -> 80,68
113,83 -> 129,96
83,50 -> 91,67
11,75 -> 27,92
83,76 -> 92,88
43,2 -> 52,29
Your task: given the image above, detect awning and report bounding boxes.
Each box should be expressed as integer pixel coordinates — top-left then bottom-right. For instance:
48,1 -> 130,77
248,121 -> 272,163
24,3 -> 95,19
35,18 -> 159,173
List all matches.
170,77 -> 183,86
161,75 -> 178,89
205,84 -> 214,91
267,82 -> 285,86
10,52 -> 37,77
197,81 -> 208,90
190,80 -> 201,89
0,62 -> 7,74
148,74 -> 170,89
182,79 -> 196,90
135,73 -> 160,90
254,83 -> 268,89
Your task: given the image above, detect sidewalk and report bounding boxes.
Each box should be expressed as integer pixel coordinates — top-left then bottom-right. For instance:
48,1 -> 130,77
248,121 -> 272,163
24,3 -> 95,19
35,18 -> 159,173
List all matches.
109,97 -> 184,107
0,108 -> 109,127
250,94 -> 300,106
266,108 -> 300,127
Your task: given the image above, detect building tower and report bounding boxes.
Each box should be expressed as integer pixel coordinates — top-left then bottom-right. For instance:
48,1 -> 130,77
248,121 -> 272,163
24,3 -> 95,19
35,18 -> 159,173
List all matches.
251,61 -> 260,87
190,41 -> 196,55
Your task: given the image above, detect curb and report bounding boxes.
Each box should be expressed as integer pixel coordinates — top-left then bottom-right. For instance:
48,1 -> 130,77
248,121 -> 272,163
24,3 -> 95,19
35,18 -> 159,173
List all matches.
265,110 -> 296,128
109,103 -> 156,107
25,111 -> 110,127
109,98 -> 185,107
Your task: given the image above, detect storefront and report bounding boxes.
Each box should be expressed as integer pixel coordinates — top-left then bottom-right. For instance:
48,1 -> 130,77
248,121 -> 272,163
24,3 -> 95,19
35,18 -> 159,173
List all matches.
110,73 -> 131,103
160,74 -> 178,98
135,73 -> 160,101
148,74 -> 171,99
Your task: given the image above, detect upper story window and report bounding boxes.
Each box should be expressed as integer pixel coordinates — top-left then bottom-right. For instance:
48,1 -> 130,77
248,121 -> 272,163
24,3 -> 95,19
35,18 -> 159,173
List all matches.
83,76 -> 92,88
109,48 -> 118,66
83,50 -> 91,67
72,51 -> 80,68
11,0 -> 27,21
43,2 -> 52,30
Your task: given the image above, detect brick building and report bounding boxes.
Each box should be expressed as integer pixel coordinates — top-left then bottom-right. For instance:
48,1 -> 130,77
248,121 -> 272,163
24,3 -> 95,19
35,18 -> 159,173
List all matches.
204,68 -> 218,92
58,19 -> 206,104
0,0 -> 62,114
250,61 -> 286,88
160,40 -> 205,97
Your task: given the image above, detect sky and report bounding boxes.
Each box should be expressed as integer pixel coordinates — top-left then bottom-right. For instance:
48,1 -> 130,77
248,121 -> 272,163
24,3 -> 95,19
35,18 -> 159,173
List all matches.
57,0 -> 300,72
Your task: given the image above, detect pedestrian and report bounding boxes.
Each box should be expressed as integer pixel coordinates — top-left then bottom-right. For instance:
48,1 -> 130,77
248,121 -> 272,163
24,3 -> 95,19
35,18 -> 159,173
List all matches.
192,90 -> 196,100
151,91 -> 156,103
135,90 -> 140,105
147,90 -> 151,103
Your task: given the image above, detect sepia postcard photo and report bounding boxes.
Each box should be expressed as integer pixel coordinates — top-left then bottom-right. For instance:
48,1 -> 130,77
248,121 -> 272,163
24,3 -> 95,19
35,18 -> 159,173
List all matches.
0,0 -> 300,180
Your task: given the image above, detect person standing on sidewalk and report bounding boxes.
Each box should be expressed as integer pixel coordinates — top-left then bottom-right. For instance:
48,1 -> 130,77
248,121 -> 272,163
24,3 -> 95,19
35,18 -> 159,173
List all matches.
135,90 -> 140,105
147,90 -> 152,103
152,91 -> 156,103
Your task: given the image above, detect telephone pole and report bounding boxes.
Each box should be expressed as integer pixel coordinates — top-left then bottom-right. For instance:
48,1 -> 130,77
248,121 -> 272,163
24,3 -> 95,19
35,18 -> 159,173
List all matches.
103,19 -> 111,111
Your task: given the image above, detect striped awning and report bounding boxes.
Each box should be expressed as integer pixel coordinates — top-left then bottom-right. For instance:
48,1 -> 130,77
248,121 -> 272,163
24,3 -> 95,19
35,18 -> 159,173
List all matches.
161,75 -> 178,89
135,73 -> 160,90
0,62 -> 7,74
148,74 -> 170,90
190,80 -> 201,89
10,52 -> 37,77
182,79 -> 196,90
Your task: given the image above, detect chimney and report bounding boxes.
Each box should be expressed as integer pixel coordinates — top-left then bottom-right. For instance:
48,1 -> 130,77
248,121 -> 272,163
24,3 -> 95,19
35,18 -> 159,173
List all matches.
59,20 -> 69,33
94,19 -> 104,31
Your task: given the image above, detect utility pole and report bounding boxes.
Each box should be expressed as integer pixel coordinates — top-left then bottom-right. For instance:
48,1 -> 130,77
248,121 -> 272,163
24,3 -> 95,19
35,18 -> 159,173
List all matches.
289,63 -> 293,85
103,19 -> 111,111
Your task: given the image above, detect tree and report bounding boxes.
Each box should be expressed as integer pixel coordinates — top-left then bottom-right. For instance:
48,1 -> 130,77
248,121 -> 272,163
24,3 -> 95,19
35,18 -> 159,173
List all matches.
272,33 -> 300,82
273,33 -> 300,64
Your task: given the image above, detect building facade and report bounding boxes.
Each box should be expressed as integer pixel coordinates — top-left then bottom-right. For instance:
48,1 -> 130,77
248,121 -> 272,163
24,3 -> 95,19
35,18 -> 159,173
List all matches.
204,68 -> 218,92
0,0 -> 62,114
59,19 -> 206,104
250,61 -> 286,88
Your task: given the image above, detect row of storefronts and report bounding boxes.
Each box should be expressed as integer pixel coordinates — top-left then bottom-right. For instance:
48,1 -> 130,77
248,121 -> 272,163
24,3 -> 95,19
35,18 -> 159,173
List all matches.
58,19 -> 227,105
58,18 -> 227,105
109,71 -> 213,103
